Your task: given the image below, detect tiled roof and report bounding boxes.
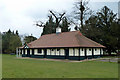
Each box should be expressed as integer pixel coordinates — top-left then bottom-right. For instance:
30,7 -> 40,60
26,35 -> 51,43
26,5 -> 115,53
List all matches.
20,31 -> 105,48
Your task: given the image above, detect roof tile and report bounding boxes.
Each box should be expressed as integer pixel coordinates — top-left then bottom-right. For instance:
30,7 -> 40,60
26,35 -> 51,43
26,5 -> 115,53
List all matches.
20,31 -> 105,48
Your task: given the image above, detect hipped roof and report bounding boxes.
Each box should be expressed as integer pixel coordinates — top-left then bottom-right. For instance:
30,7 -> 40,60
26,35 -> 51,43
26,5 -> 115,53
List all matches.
20,31 -> 105,48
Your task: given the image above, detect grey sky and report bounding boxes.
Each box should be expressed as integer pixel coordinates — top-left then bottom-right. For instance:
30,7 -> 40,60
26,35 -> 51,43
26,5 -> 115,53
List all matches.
0,0 -> 119,38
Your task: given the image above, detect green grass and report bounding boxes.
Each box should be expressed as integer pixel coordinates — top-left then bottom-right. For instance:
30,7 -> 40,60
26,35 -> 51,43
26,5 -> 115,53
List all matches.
2,54 -> 118,78
0,54 -> 2,79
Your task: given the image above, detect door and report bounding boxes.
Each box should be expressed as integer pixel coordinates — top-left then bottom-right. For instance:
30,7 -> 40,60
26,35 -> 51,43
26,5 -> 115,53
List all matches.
65,48 -> 69,59
44,49 -> 47,58
27,49 -> 30,57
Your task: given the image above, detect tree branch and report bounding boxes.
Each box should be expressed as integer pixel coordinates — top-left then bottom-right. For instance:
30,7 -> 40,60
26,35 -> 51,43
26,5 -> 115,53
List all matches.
49,10 -> 57,19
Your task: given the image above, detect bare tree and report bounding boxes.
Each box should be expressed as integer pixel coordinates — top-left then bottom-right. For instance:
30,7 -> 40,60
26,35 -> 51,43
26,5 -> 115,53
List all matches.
49,10 -> 65,28
34,10 -> 65,28
73,0 -> 92,29
34,21 -> 45,27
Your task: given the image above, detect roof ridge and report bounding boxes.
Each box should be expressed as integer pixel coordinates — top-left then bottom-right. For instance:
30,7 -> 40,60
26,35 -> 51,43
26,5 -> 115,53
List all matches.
41,31 -> 80,36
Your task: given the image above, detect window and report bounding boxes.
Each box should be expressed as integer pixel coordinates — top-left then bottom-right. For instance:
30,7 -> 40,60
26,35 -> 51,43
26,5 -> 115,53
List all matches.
57,48 -> 60,51
95,48 -> 97,51
82,48 -> 84,51
38,49 -> 42,53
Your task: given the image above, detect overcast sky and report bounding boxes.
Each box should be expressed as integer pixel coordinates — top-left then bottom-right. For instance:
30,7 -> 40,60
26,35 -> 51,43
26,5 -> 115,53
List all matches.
0,0 -> 119,38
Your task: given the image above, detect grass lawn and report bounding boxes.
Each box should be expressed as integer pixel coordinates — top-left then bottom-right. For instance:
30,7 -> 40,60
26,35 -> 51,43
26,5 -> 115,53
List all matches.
2,54 -> 118,78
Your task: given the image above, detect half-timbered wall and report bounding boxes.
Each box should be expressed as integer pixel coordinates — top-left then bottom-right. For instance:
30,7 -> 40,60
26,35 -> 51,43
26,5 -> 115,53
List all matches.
60,49 -> 65,55
51,49 -> 55,55
55,49 -> 59,55
69,48 -> 73,56
69,48 -> 78,56
69,48 -> 85,56
22,48 -> 102,57
75,48 -> 79,56
34,49 -> 44,55
80,48 -> 85,56
69,48 -> 101,56
47,49 -> 51,55
46,48 -> 65,56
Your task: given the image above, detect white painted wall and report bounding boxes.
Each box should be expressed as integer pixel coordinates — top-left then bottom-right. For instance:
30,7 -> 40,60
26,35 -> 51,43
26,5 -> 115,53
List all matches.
25,49 -> 27,55
60,49 -> 65,56
55,49 -> 59,55
46,48 -> 65,56
75,48 -> 79,56
94,48 -> 100,55
22,48 -> 103,56
80,48 -> 85,56
34,49 -> 44,55
69,48 -> 101,56
101,49 -> 103,55
30,49 -> 32,55
69,48 -> 73,56
69,48 -> 85,56
34,49 -> 37,55
22,48 -> 66,56
47,49 -> 50,55
51,49 -> 55,55
86,48 -> 92,56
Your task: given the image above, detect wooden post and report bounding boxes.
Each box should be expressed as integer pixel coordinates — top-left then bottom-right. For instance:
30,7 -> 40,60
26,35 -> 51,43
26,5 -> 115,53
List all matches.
100,48 -> 102,57
16,48 -> 18,58
85,48 -> 87,59
50,49 -> 51,55
92,48 -> 94,58
18,49 -> 21,57
73,48 -> 75,56
79,48 -> 80,61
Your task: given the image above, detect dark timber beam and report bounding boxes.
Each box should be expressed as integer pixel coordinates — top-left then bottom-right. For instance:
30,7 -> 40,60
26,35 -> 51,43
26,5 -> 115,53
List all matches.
92,48 -> 94,58
50,49 -> 51,55
55,48 -> 56,55
85,48 -> 87,59
73,48 -> 75,56
79,48 -> 80,61
100,48 -> 102,57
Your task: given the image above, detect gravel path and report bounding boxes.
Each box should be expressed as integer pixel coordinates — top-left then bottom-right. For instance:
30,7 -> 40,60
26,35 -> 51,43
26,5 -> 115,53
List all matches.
18,57 -> 119,62
97,58 -> 118,62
